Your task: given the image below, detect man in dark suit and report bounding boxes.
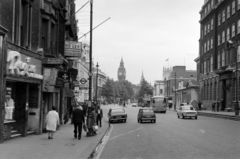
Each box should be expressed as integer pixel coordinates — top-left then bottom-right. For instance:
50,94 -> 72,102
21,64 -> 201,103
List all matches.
72,105 -> 85,140
96,105 -> 103,127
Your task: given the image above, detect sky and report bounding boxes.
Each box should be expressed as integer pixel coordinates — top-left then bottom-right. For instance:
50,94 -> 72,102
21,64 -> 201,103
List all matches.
75,0 -> 203,85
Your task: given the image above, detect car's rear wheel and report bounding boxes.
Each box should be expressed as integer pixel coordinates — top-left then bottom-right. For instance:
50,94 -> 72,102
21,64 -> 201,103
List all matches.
195,116 -> 198,120
153,120 -> 156,123
140,120 -> 142,123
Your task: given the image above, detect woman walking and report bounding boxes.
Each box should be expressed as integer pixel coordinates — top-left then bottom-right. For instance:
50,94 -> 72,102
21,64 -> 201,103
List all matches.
45,106 -> 60,139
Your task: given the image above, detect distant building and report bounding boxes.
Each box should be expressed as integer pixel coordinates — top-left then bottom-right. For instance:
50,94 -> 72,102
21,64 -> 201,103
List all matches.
153,80 -> 164,96
164,66 -> 197,107
118,57 -> 126,81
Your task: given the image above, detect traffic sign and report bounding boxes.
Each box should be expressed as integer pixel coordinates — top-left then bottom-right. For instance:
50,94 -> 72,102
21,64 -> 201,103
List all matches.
80,78 -> 87,84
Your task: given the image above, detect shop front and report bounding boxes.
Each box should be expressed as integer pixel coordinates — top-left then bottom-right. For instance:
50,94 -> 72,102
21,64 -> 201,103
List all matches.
4,50 -> 43,140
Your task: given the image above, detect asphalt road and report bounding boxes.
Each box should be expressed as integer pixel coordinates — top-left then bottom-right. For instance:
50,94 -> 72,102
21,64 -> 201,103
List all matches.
99,104 -> 240,159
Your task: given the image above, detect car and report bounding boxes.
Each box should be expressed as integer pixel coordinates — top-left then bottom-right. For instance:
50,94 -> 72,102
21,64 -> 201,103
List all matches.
138,108 -> 156,123
108,107 -> 127,123
132,103 -> 137,107
177,105 -> 198,119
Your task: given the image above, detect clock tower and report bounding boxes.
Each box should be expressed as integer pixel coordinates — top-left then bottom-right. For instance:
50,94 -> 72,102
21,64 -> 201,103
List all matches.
118,57 -> 126,81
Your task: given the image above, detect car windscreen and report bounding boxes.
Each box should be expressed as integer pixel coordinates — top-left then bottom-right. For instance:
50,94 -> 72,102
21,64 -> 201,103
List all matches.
142,109 -> 154,113
112,109 -> 124,113
182,107 -> 194,110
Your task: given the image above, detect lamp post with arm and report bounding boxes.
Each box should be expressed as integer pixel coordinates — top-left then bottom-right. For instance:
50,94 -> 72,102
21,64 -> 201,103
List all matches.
226,40 -> 240,116
95,63 -> 99,102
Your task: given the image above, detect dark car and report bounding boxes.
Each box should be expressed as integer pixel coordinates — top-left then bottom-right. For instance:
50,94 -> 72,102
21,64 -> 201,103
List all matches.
108,107 -> 127,123
138,108 -> 156,123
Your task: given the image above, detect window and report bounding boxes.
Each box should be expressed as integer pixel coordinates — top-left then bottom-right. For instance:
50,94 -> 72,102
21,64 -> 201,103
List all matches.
204,43 -> 206,53
238,20 -> 240,34
13,0 -> 32,48
226,49 -> 229,65
232,1 -> 236,15
218,34 -> 221,46
232,23 -> 235,37
211,19 -> 213,30
222,31 -> 225,43
222,10 -> 225,23
218,14 -> 221,26
160,89 -> 163,94
208,23 -> 210,33
204,61 -> 207,73
227,6 -> 230,19
202,29 -> 204,38
222,50 -> 225,66
207,39 -> 209,51
218,52 -> 221,69
227,27 -> 230,40
211,37 -> 213,49
238,45 -> 240,62
238,0 -> 240,10
205,25 -> 207,35
210,56 -> 213,72
211,0 -> 214,7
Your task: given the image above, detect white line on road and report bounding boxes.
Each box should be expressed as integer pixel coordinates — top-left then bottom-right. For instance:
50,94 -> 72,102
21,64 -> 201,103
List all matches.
200,129 -> 205,134
108,127 -> 143,141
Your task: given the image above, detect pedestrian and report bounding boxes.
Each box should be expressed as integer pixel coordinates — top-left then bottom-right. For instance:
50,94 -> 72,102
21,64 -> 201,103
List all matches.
72,104 -> 85,140
87,107 -> 97,136
212,102 -> 215,112
198,101 -> 202,111
45,106 -> 60,139
96,105 -> 103,127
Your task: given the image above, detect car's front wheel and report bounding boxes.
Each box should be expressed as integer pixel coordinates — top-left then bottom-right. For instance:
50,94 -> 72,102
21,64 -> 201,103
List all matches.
195,116 -> 198,120
153,120 -> 156,123
182,114 -> 185,119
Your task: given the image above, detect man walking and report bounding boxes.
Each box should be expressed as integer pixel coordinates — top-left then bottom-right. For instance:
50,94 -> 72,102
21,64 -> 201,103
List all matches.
96,105 -> 103,127
72,104 -> 85,140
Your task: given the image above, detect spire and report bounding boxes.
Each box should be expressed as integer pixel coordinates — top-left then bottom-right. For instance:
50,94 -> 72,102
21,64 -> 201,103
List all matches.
141,70 -> 145,82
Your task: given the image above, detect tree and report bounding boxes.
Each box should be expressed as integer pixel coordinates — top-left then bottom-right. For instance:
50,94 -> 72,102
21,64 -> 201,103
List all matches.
137,79 -> 153,102
101,78 -> 114,102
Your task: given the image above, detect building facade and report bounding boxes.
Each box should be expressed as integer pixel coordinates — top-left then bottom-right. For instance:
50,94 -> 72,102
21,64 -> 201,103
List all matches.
198,0 -> 240,111
153,80 -> 164,96
0,0 -> 78,142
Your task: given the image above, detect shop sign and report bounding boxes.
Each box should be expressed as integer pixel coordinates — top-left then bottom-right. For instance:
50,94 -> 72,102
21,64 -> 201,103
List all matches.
65,41 -> 82,57
6,50 -> 43,79
74,87 -> 79,96
42,58 -> 63,64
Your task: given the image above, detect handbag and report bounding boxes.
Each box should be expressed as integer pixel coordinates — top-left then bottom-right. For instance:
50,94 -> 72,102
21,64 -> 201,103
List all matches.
92,124 -> 98,132
83,124 -> 88,132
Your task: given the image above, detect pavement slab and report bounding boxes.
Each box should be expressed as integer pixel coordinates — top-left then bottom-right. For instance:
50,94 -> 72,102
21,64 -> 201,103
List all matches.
0,118 -> 109,159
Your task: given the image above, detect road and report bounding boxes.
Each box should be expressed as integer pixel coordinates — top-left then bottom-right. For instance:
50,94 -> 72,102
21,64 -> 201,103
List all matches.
99,104 -> 240,159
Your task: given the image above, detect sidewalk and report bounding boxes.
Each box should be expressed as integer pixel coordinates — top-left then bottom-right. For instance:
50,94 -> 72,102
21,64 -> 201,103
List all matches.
0,119 -> 109,159
168,108 -> 240,121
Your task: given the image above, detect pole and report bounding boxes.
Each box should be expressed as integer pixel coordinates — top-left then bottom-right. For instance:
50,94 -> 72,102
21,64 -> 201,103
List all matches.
95,63 -> 99,102
88,0 -> 93,102
236,45 -> 239,116
174,72 -> 177,110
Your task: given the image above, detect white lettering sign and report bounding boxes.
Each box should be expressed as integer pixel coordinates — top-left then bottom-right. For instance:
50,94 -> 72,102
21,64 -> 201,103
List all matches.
7,51 -> 43,80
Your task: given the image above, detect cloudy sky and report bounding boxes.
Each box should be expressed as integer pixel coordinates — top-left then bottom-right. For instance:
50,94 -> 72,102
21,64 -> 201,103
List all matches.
75,0 -> 203,85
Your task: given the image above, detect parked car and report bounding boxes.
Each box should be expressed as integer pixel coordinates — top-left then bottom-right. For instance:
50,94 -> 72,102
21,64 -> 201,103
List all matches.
138,108 -> 156,123
177,105 -> 198,119
108,107 -> 127,123
132,103 -> 137,107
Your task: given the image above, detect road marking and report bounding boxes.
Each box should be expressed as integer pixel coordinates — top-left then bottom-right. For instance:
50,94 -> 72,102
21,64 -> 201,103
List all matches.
109,127 -> 143,141
200,129 -> 205,134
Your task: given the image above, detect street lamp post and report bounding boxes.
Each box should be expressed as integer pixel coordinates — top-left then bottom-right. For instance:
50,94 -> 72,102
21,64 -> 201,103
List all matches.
95,62 -> 99,102
174,72 -> 177,111
226,40 -> 240,116
88,0 -> 93,102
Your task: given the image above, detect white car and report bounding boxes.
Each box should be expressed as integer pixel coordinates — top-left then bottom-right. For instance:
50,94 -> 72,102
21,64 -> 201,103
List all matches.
177,105 -> 198,119
132,103 -> 137,107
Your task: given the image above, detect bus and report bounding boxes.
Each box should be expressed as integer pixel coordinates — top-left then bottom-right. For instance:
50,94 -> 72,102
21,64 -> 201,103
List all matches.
150,96 -> 167,113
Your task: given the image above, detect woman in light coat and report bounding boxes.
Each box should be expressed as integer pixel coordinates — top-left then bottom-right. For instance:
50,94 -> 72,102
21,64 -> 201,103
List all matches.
45,106 -> 60,139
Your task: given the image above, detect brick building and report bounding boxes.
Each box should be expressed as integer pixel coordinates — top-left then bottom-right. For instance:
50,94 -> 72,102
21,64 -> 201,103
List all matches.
164,66 -> 197,108
197,0 -> 240,111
